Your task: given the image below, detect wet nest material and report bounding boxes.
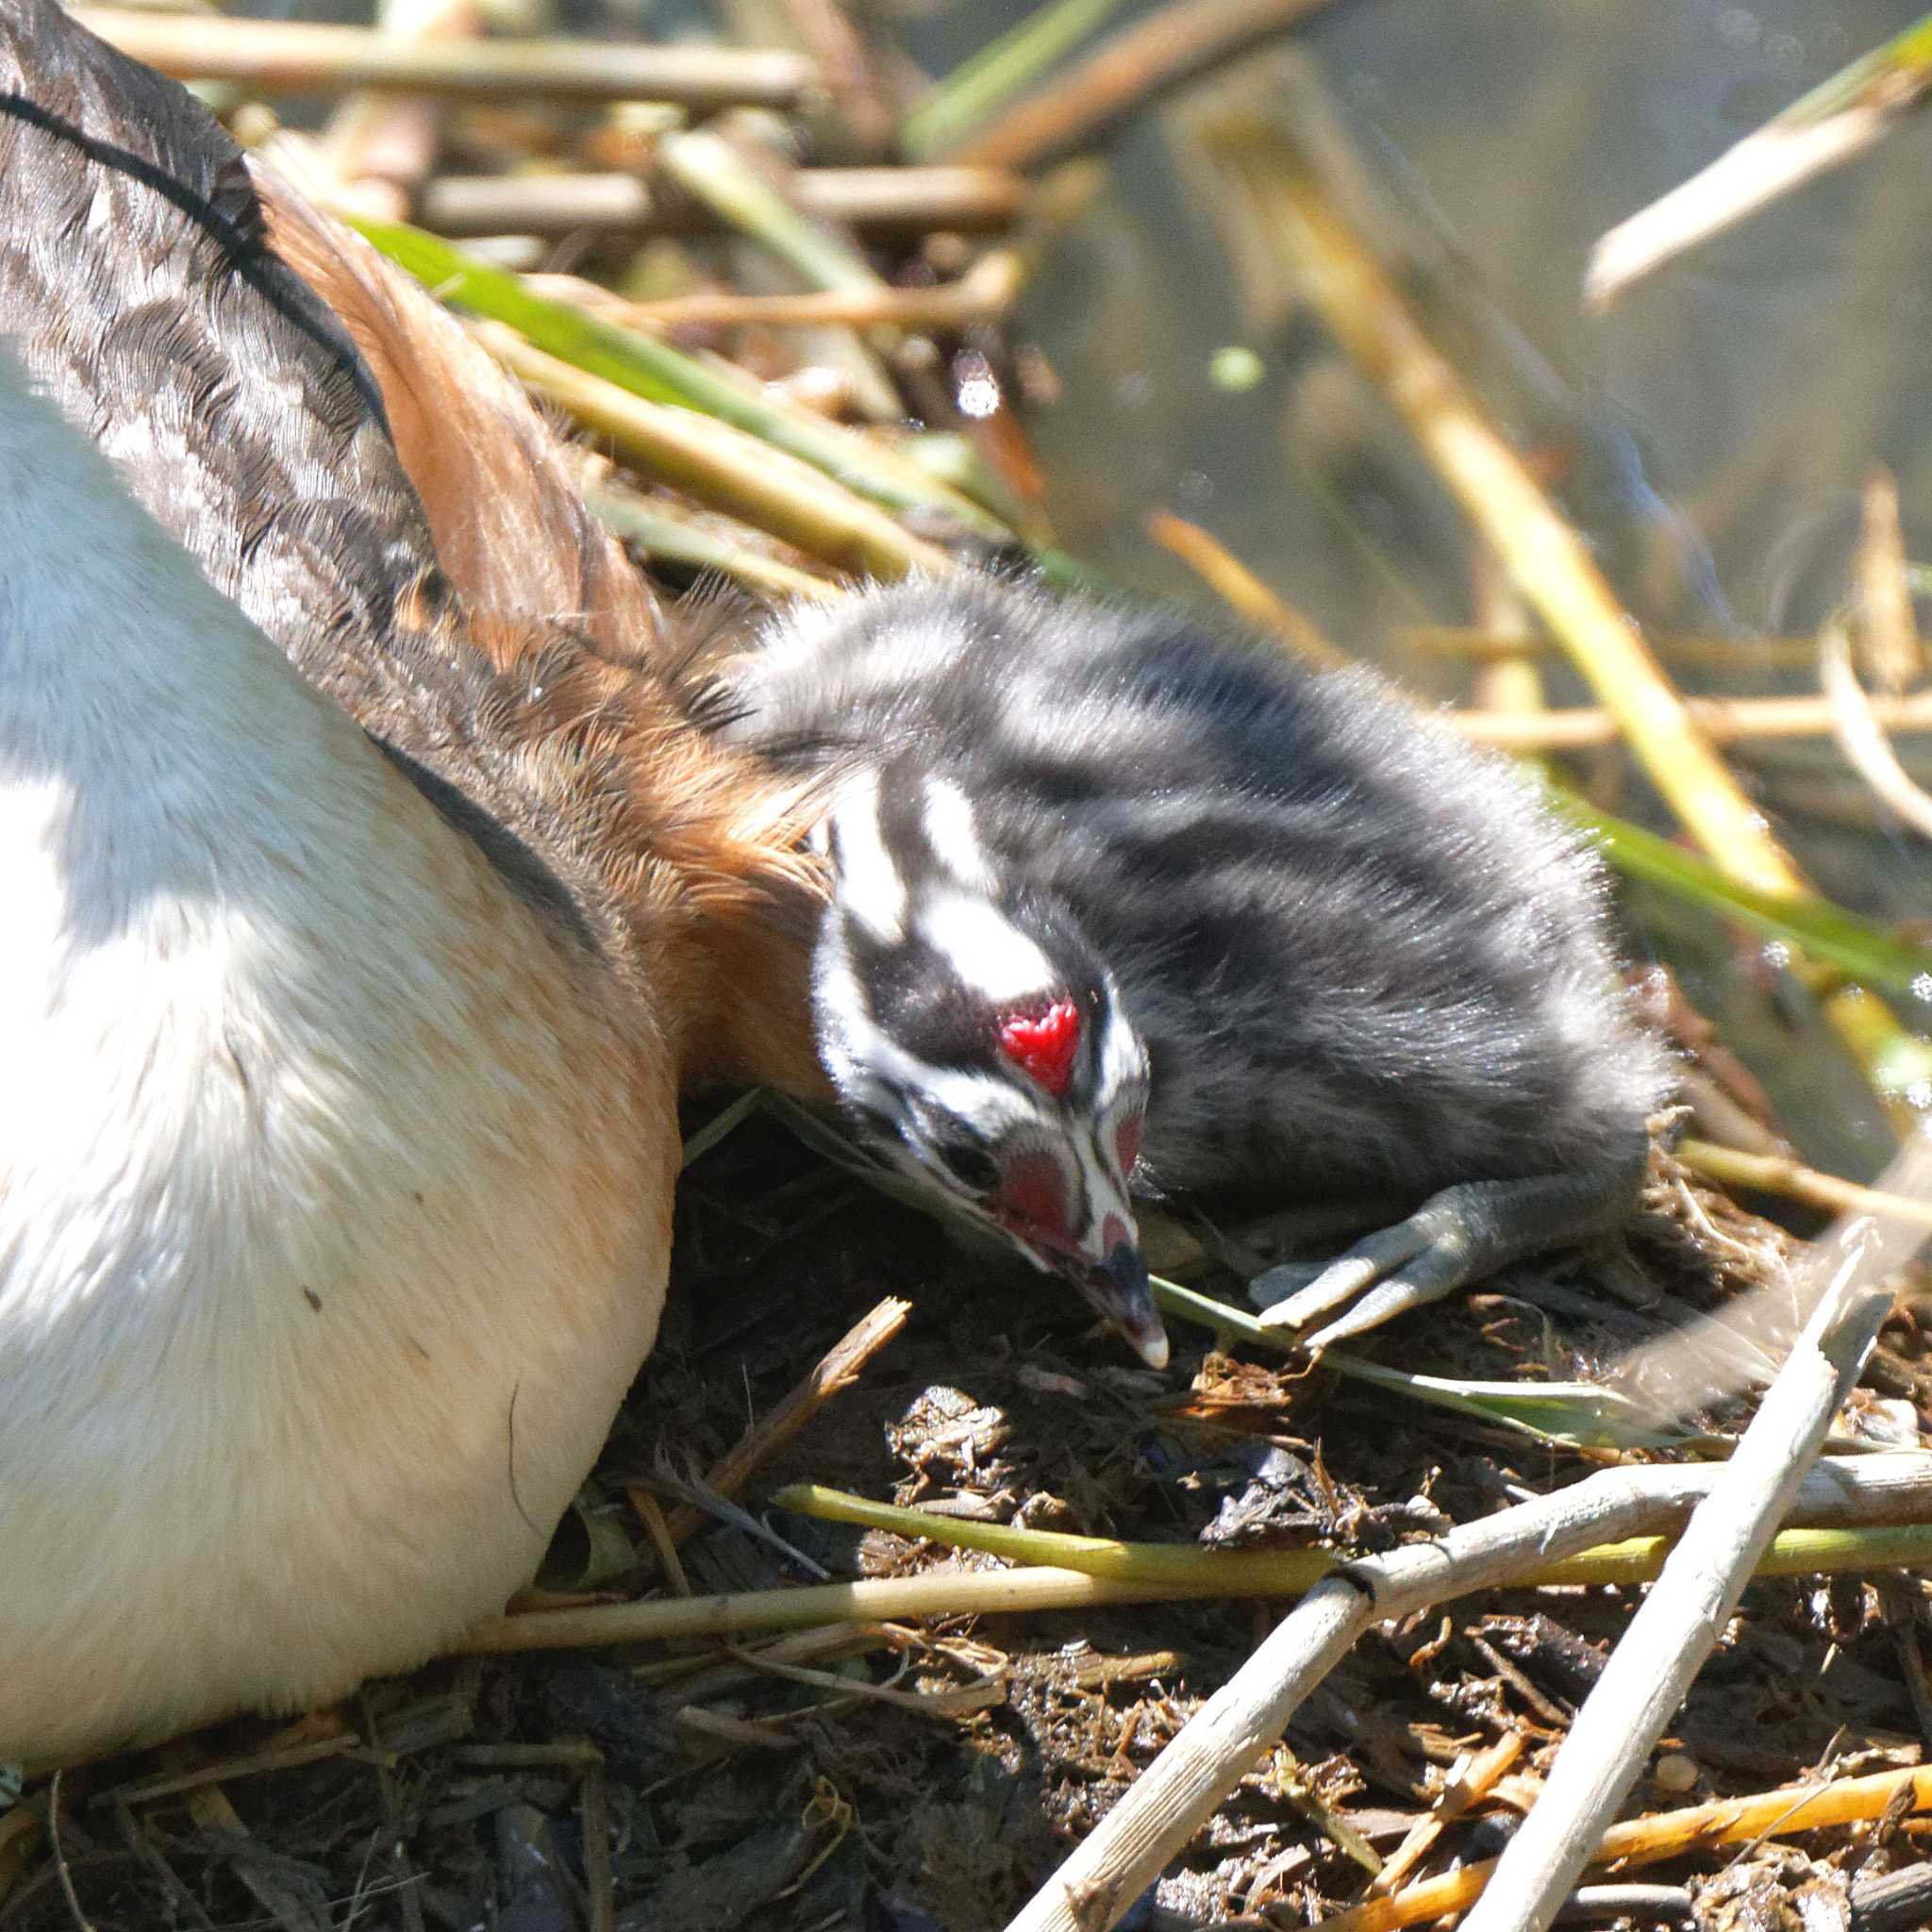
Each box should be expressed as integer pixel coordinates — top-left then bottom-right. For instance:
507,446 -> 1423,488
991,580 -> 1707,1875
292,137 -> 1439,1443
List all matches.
12,1126 -> 1932,1932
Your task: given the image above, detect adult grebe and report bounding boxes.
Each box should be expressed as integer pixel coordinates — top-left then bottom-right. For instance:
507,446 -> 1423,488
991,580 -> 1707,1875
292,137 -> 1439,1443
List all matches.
0,0 -> 812,1768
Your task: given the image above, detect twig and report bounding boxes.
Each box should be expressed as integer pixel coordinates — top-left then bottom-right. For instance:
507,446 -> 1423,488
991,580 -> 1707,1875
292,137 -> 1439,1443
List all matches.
658,127 -> 887,299
0,1810 -> 45,1911
1307,1762 -> 1932,1932
357,1695 -> 426,1932
1680,1137 -> 1932,1232
180,1781 -> 323,1932
459,1564 -> 1213,1652
656,122 -> 903,421
315,0 -> 473,225
771,164 -> 1030,231
624,1486 -> 693,1596
1454,687 -> 1932,751
949,0 -> 1345,171
1204,121 -> 1797,900
92,1737 -> 359,1808
1144,510 -> 1350,670
579,1762 -> 614,1932
900,0 -> 1128,161
657,1295 -> 911,1549
1820,612 -> 1932,840
1853,470 -> 1923,693
1001,1450 -> 1932,1932
716,1648 -> 1005,1719
643,1458 -> 831,1577
1586,13 -> 1932,309
1403,625 -> 1821,671
47,1774 -> 98,1932
418,172 -> 657,237
768,0 -> 899,157
1460,1151 -> 1923,1932
1467,548 -> 1545,730
109,1801 -> 215,1932
416,165 -> 1028,238
75,8 -> 815,107
1370,1732 -> 1524,1898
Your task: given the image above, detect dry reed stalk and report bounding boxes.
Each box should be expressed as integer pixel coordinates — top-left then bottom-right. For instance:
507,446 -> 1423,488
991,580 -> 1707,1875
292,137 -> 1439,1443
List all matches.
1310,1763 -> 1932,1932
476,325 -> 953,578
655,1296 -> 910,1551
530,254 -> 1024,330
948,0 -> 1344,171
77,7 -> 813,107
1144,510 -> 1349,670
1681,1136 -> 1932,1231
1454,687 -> 1932,750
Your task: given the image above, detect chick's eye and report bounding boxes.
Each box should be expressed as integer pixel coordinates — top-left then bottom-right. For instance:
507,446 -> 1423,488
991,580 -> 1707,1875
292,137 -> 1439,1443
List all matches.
931,1131 -> 997,1192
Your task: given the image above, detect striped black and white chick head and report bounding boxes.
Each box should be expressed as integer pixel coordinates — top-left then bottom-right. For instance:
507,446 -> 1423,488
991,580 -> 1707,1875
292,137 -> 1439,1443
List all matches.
812,755 -> 1165,1367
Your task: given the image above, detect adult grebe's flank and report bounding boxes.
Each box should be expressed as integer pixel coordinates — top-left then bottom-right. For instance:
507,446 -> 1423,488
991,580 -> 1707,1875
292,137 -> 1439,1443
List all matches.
0,0 -> 817,1767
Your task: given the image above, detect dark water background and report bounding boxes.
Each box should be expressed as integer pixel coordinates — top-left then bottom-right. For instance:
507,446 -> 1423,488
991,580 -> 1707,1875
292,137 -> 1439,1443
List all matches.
915,1 -> 1931,648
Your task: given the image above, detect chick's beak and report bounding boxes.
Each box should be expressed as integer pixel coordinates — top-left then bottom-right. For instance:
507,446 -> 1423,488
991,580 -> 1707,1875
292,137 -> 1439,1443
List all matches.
1071,1239 -> 1169,1370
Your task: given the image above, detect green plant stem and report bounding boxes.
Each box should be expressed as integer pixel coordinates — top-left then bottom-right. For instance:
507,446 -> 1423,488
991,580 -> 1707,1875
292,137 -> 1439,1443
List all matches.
352,216 -> 1006,540
901,0 -> 1125,160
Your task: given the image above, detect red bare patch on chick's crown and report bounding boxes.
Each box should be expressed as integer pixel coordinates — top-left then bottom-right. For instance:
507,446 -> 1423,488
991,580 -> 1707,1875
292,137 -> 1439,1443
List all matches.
999,999 -> 1080,1096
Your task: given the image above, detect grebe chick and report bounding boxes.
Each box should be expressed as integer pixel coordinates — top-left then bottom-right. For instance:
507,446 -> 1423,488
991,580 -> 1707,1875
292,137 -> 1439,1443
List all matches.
717,575 -> 1674,1363
0,0 -> 812,1768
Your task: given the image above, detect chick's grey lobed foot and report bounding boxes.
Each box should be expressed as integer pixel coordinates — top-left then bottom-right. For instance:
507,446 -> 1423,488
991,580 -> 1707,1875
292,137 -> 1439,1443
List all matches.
1248,1145 -> 1649,1353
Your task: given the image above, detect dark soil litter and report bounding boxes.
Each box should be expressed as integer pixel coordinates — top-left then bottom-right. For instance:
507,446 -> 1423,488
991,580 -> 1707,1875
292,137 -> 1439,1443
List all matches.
12,1113 -> 1932,1932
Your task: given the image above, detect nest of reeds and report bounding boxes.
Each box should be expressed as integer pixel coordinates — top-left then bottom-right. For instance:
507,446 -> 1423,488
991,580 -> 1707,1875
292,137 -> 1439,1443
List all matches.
10,7 -> 1932,1931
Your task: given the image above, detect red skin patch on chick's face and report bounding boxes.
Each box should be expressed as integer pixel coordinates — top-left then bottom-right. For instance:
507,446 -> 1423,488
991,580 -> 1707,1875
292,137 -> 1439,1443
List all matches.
995,1148 -> 1075,1255
1113,1112 -> 1143,1179
998,999 -> 1079,1097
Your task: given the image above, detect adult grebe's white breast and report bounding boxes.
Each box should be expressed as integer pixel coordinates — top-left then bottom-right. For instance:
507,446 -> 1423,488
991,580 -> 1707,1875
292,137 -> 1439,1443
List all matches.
0,344 -> 675,1769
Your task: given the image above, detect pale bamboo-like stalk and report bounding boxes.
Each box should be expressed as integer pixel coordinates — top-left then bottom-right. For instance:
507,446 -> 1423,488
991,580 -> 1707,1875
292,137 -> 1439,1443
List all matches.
1205,122 -> 1791,895
76,8 -> 814,107
1681,1136 -> 1932,1232
475,325 -> 953,579
1586,13 -> 1932,309
418,166 -> 1028,238
999,1453 -> 1932,1932
1461,1191 -> 1908,1932
1455,686 -> 1932,750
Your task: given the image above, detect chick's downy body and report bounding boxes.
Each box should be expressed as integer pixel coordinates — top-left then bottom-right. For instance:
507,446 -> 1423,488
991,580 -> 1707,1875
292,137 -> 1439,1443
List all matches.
722,576 -> 1673,1352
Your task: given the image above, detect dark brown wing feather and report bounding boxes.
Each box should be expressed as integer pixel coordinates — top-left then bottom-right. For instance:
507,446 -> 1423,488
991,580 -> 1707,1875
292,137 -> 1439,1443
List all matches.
0,0 -> 825,1080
